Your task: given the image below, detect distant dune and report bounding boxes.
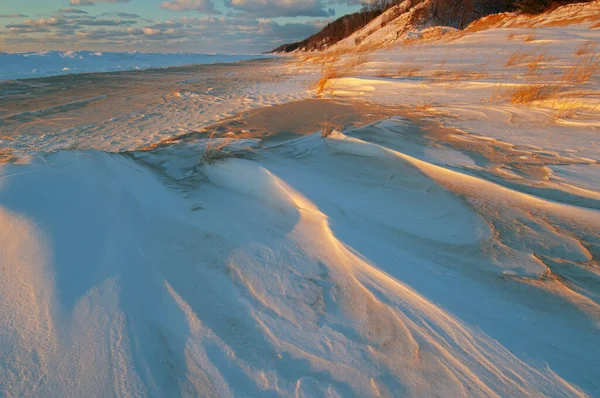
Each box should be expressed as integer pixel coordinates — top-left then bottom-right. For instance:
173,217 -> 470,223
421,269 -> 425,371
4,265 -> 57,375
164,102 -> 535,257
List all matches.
270,0 -> 597,53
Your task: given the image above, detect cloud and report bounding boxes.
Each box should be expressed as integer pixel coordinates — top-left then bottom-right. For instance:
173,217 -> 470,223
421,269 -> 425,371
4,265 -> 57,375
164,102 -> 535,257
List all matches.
56,8 -> 89,14
9,17 -> 65,28
1,11 -> 326,53
1,0 -> 344,53
77,19 -> 138,26
5,15 -> 137,36
160,0 -> 220,14
327,0 -> 365,4
69,0 -> 132,6
224,0 -> 334,17
0,14 -> 28,18
101,12 -> 141,18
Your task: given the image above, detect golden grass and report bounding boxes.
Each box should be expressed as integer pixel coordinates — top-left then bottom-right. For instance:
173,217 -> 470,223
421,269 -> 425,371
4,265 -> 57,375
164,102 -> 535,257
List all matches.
505,49 -> 550,68
488,82 -> 508,104
200,131 -> 258,165
562,55 -> 600,85
414,102 -> 433,111
428,58 -> 449,80
201,135 -> 237,165
344,53 -> 370,69
432,70 -> 489,83
356,40 -> 391,54
509,84 -> 561,104
291,42 -> 379,95
304,44 -> 380,95
505,49 -> 528,67
575,41 -> 597,56
549,96 -> 592,120
429,57 -> 488,83
465,13 -> 512,33
396,64 -> 423,77
490,50 -> 598,113
319,114 -> 350,138
526,53 -> 551,75
296,46 -> 349,66
487,77 -> 562,106
543,14 -> 600,27
314,66 -> 341,95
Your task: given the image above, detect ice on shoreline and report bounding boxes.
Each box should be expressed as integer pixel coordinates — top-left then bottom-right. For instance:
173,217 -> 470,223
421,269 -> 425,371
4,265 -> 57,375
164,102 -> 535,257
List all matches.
0,51 -> 271,80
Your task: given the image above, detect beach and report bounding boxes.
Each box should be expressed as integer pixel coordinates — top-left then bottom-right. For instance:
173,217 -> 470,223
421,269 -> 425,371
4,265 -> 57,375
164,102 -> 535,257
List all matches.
1,15 -> 600,397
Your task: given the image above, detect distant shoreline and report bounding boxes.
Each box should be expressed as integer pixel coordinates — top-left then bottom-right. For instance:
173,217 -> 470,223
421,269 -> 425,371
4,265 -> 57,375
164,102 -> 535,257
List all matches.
0,51 -> 276,81
0,56 -> 297,152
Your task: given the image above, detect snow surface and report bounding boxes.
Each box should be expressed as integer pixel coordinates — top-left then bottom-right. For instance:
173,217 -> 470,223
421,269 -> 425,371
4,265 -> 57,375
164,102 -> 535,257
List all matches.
0,51 -> 271,80
1,3 -> 600,397
0,59 -> 311,152
2,123 -> 599,397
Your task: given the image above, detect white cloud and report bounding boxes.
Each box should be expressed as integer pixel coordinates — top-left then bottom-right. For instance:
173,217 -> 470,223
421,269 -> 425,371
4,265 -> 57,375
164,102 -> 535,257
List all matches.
1,0 -> 342,52
70,0 -> 132,6
225,0 -> 333,17
0,14 -> 28,18
160,0 -> 220,13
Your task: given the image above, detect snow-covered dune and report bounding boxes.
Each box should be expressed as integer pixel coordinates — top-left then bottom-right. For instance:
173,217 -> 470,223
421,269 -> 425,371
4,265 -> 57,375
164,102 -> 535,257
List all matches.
1,117 -> 599,396
1,2 -> 600,395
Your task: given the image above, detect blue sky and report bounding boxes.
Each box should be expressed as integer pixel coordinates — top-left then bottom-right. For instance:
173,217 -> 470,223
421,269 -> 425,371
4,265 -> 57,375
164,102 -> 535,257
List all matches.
0,0 -> 365,53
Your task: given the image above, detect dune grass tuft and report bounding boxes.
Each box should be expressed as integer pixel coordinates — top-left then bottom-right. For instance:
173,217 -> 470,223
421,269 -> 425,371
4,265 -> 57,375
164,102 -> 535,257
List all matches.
201,136 -> 236,165
396,64 -> 423,77
200,131 -> 257,165
314,66 -> 341,95
562,55 -> 599,85
506,49 -> 550,68
319,115 -> 349,138
575,41 -> 596,56
509,84 -> 561,104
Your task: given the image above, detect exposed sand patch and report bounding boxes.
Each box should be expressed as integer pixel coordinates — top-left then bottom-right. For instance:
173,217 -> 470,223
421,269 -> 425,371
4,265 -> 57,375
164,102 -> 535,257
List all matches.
172,99 -> 400,144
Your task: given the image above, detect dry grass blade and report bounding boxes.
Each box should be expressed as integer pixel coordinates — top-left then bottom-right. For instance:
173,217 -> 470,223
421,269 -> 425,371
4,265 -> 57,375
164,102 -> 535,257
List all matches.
505,49 -> 528,67
200,131 -> 254,165
575,41 -> 597,56
415,102 -> 433,111
510,84 -> 561,105
344,53 -> 370,69
434,58 -> 447,76
396,64 -> 423,77
319,114 -> 350,138
487,82 -> 507,104
562,55 -> 600,85
314,66 -> 340,95
202,138 -> 234,164
526,53 -> 550,75
506,50 -> 550,68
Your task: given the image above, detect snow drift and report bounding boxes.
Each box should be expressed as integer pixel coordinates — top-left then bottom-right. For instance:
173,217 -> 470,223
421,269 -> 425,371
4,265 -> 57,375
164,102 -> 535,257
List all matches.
1,117 -> 598,396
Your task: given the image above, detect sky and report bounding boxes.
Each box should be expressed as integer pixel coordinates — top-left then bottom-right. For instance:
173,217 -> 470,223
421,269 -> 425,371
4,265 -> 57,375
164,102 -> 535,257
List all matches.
0,0 -> 366,53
